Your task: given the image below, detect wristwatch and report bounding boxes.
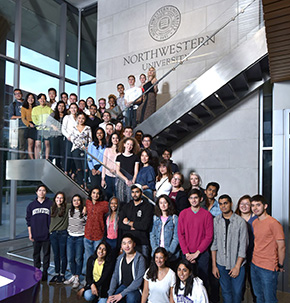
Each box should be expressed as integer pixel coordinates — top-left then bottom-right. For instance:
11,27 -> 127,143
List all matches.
278,263 -> 284,269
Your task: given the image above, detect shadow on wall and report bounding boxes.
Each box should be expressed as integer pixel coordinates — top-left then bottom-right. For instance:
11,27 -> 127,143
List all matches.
157,82 -> 171,110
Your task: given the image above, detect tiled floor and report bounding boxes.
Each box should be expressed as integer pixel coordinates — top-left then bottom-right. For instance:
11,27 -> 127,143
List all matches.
1,237 -> 290,303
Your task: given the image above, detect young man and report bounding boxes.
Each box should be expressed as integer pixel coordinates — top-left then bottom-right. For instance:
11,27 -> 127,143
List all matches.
211,194 -> 248,303
107,234 -> 146,303
178,189 -> 213,288
99,111 -> 111,132
123,126 -> 133,138
48,87 -> 57,110
60,92 -> 68,107
68,93 -> 78,105
119,184 -> 153,261
124,75 -> 142,127
141,134 -> 158,159
162,147 -> 179,173
8,88 -> 26,159
85,104 -> 101,141
117,83 -> 126,112
203,182 -> 221,217
26,185 -> 53,281
250,195 -> 285,303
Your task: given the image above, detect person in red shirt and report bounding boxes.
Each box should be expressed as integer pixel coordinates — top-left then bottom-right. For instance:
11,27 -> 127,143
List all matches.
84,186 -> 109,264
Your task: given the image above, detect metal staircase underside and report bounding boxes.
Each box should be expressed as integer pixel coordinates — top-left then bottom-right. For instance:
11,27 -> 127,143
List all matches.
135,27 -> 269,150
6,159 -> 88,200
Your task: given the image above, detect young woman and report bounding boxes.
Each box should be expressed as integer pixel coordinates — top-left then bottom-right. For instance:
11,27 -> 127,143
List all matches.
49,101 -> 67,169
142,247 -> 175,303
115,121 -> 124,139
78,99 -> 87,112
70,112 -> 92,187
136,149 -> 156,201
64,194 -> 86,289
87,127 -> 106,190
187,172 -> 206,201
174,260 -> 209,303
21,93 -> 37,159
84,97 -> 96,116
77,242 -> 114,303
155,159 -> 172,198
169,172 -> 189,214
101,133 -> 119,200
150,195 -> 180,265
115,137 -> 140,205
62,103 -> 79,177
49,192 -> 69,283
107,94 -> 122,121
84,187 -> 109,264
104,197 -> 120,253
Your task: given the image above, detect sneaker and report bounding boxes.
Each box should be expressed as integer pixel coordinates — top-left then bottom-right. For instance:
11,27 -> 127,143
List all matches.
72,276 -> 80,289
64,275 -> 75,285
49,275 -> 59,283
57,275 -> 65,284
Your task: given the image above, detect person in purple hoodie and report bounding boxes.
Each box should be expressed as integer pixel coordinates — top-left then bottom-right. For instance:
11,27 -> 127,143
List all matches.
26,184 -> 53,281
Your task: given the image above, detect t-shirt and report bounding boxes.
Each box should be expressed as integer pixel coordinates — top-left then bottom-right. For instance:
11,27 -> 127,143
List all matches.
144,268 -> 175,303
121,258 -> 133,287
116,153 -> 139,179
252,216 -> 285,271
93,260 -> 104,282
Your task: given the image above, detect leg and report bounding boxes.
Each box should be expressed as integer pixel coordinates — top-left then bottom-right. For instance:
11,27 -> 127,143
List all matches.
50,232 -> 60,274
83,289 -> 96,301
59,230 -> 68,275
75,236 -> 84,276
67,235 -> 76,275
84,237 -> 95,265
251,263 -> 265,303
231,265 -> 245,303
33,241 -> 42,269
44,140 -> 50,160
35,140 -> 41,159
196,250 -> 209,290
125,290 -> 141,303
18,128 -> 27,159
42,240 -> 51,273
217,264 -> 233,303
27,138 -> 34,159
93,239 -> 102,251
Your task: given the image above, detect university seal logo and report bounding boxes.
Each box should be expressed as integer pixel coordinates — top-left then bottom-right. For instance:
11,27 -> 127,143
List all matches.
148,5 -> 181,42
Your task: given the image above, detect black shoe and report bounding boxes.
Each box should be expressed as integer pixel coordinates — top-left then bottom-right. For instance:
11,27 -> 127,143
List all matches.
57,275 -> 65,284
42,271 -> 48,281
49,274 -> 59,283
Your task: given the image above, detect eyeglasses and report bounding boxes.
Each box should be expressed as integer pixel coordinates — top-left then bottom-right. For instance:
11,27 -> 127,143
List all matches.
172,177 -> 181,181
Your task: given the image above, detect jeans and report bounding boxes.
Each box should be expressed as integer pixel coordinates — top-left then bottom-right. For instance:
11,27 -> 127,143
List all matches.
114,284 -> 141,303
33,240 -> 50,273
83,289 -> 107,302
50,230 -> 68,275
84,238 -> 102,265
251,263 -> 278,303
67,235 -> 84,276
72,149 -> 85,185
104,175 -> 116,200
217,264 -> 245,303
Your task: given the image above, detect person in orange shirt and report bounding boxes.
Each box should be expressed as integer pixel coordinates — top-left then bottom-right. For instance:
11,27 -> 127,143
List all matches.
250,194 -> 285,303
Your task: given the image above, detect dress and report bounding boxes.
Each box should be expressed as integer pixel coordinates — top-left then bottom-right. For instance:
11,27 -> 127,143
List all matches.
138,81 -> 156,122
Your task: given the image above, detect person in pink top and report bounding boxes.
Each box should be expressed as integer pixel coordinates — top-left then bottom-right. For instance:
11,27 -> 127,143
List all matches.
178,188 -> 213,289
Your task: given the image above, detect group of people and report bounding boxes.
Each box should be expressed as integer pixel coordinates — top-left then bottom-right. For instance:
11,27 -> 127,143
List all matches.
26,174 -> 285,303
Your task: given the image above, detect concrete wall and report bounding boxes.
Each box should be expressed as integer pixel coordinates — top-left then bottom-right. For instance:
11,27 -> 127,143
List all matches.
172,91 -> 259,207
96,0 -> 260,108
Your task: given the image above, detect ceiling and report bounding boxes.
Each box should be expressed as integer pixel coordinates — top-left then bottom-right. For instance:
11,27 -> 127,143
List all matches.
65,0 -> 97,9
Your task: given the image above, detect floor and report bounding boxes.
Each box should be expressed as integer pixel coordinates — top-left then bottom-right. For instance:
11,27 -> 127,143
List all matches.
1,238 -> 290,303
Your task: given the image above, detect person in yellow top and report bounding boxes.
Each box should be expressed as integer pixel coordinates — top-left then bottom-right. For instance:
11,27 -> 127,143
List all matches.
21,93 -> 37,159
31,93 -> 53,159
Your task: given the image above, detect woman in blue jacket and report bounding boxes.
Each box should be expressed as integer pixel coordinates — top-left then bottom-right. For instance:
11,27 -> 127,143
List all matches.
150,194 -> 180,267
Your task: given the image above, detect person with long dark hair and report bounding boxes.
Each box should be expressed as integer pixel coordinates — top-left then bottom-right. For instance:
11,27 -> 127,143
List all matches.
21,93 -> 37,159
174,259 -> 209,303
49,191 -> 69,283
155,159 -> 172,198
64,194 -> 86,288
87,127 -> 106,189
169,172 -> 189,214
141,247 -> 175,303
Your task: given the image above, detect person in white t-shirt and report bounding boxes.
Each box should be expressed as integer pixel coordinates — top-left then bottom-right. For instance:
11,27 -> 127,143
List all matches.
142,247 -> 175,303
174,259 -> 209,303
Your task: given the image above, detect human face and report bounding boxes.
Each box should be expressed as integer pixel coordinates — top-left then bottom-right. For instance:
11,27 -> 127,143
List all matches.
36,186 -> 46,199
106,125 -> 114,136
251,201 -> 267,217
72,196 -> 81,209
69,95 -> 77,104
190,174 -> 199,187
128,76 -> 135,86
96,129 -> 104,141
162,151 -> 171,161
141,151 -> 149,165
115,122 -> 122,131
97,244 -> 107,260
140,74 -> 146,84
218,198 -> 232,214
121,237 -> 135,254
69,104 -> 78,115
61,94 -> 68,103
108,98 -> 116,107
142,137 -> 151,148
124,128 -> 133,137
158,197 -> 169,213
177,264 -> 191,283
86,98 -> 93,107
117,85 -> 124,95
155,252 -> 166,268
38,95 -> 46,106
91,189 -> 100,202
27,94 -> 35,105
205,185 -> 217,200
159,164 -> 167,176
78,101 -> 86,110
48,90 -> 56,101
239,199 -> 251,215
135,132 -> 142,143
171,174 -> 181,187
124,139 -> 134,153
188,193 -> 201,208
99,99 -> 106,109
131,188 -> 142,201
57,103 -> 65,113
55,193 -> 64,207
110,198 -> 118,212
77,114 -> 86,125
89,106 -> 97,116
14,90 -> 22,100
102,113 -> 110,122
111,134 -> 119,145
148,67 -> 155,77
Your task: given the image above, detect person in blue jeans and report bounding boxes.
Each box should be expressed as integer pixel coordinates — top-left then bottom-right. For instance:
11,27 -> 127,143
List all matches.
107,234 -> 146,303
64,194 -> 86,288
211,194 -> 248,303
250,194 -> 285,303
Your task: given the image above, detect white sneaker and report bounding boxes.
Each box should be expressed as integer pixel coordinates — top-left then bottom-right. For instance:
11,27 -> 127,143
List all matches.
64,275 -> 75,285
72,276 -> 80,289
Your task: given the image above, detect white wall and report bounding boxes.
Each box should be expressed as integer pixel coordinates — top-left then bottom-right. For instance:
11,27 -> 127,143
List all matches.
172,91 -> 259,207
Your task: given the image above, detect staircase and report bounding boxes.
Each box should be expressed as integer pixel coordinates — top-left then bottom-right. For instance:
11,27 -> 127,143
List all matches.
135,27 -> 269,151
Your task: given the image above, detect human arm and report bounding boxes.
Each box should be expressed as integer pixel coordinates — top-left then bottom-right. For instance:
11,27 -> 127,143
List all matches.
149,216 -> 160,256
28,226 -> 34,242
229,257 -> 244,278
197,212 -> 213,253
141,279 -> 149,303
277,240 -> 286,271
115,160 -> 130,185
168,215 -> 180,255
177,211 -> 190,255
61,116 -> 70,139
107,256 -> 122,297
152,78 -> 158,93
31,108 -> 40,127
101,149 -> 109,187
146,166 -> 156,191
132,161 -> 139,184
21,108 -> 30,127
211,250 -> 220,279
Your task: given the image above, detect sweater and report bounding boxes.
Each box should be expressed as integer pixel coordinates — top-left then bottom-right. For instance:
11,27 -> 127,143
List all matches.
31,105 -> 53,130
178,207 -> 213,255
